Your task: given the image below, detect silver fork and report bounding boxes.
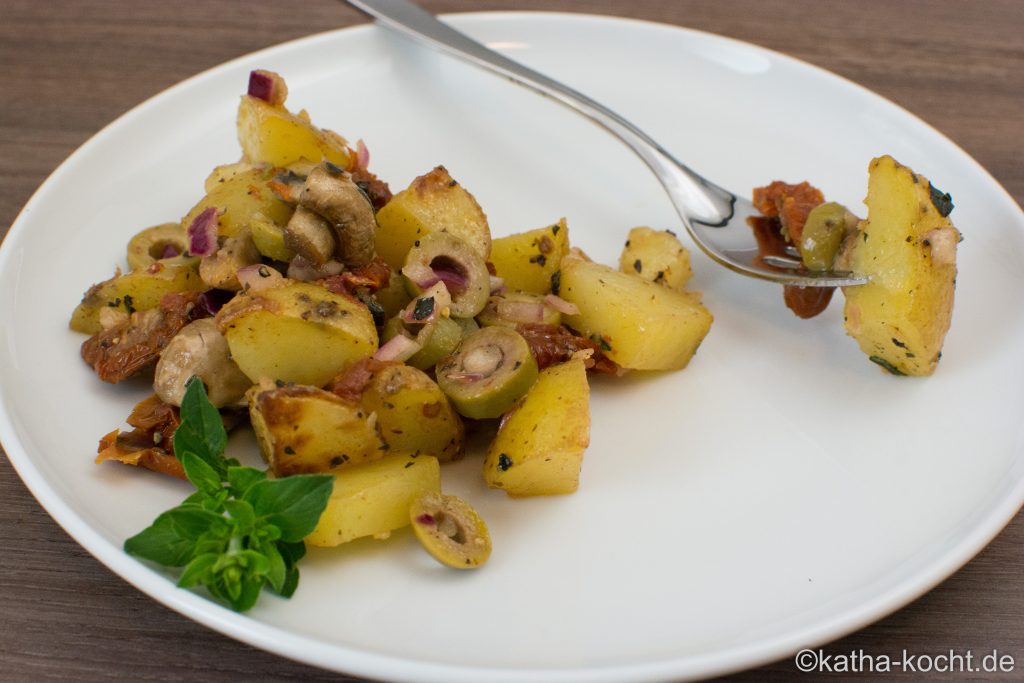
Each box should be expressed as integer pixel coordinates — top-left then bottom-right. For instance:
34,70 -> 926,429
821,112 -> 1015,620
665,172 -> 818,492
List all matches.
346,0 -> 868,287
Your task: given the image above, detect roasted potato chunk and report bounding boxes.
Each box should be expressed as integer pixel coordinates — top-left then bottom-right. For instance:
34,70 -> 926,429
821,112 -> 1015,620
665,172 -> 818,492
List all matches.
70,257 -> 206,335
484,358 -> 590,496
618,226 -> 692,291
559,256 -> 712,371
489,219 -> 569,295
180,165 -> 293,240
360,364 -> 464,462
237,94 -> 353,169
249,383 -> 386,476
305,452 -> 441,547
217,281 -> 378,386
842,155 -> 959,375
374,166 -> 491,270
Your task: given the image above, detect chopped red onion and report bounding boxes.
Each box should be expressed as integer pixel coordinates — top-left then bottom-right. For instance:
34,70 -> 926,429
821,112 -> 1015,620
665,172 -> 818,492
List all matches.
160,244 -> 181,259
543,294 -> 580,316
496,299 -> 546,324
400,282 -> 452,324
287,256 -> 345,281
402,261 -> 440,290
433,267 -> 467,294
356,139 -> 370,169
489,275 -> 506,295
187,207 -> 219,257
247,70 -> 286,105
373,334 -> 421,362
237,264 -> 284,291
195,289 -> 234,317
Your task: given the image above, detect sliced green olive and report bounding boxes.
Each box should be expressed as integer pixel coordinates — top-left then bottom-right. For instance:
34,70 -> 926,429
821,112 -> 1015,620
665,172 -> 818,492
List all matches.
436,326 -> 538,419
126,223 -> 189,269
453,316 -> 479,337
799,202 -> 849,271
410,492 -> 491,569
408,316 -> 463,371
403,232 -> 489,318
477,292 -> 561,328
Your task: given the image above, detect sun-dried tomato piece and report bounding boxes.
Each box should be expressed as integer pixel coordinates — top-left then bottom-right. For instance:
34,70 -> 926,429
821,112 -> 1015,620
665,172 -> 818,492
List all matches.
516,323 -> 619,374
752,180 -> 824,244
81,291 -> 207,383
326,357 -> 398,402
350,165 -> 392,211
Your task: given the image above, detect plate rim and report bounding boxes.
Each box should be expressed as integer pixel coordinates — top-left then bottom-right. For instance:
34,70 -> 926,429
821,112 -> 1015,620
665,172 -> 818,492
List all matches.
1,11 -> 1022,683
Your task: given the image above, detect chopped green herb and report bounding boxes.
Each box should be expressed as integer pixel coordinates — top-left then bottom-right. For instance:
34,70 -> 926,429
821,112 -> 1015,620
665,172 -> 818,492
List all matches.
928,182 -> 954,217
550,271 -> 561,295
412,296 -> 435,321
497,454 -> 513,471
869,356 -> 905,376
124,377 -> 332,612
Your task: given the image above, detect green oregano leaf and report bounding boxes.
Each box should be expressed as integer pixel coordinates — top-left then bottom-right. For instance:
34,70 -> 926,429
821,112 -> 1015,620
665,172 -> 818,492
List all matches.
243,475 -> 334,543
173,377 -> 228,475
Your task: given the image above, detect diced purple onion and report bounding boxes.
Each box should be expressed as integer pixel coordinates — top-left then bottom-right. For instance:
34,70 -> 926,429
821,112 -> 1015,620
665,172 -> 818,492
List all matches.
543,294 -> 580,316
402,261 -> 440,290
373,334 -> 422,362
247,70 -> 275,103
496,300 -> 546,324
160,244 -> 181,259
195,289 -> 234,317
187,207 -> 219,257
356,139 -> 370,169
489,275 -> 506,295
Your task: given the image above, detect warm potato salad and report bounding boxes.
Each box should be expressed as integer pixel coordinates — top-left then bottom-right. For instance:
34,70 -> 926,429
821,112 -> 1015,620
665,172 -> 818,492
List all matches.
75,70 -> 714,574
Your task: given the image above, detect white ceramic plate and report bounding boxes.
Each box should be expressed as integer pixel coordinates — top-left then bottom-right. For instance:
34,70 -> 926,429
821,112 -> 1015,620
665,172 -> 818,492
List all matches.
2,12 -> 1022,683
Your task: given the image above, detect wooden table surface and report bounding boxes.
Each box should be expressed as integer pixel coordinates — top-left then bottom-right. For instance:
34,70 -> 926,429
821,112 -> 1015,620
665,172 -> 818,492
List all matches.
1,1 -> 1021,681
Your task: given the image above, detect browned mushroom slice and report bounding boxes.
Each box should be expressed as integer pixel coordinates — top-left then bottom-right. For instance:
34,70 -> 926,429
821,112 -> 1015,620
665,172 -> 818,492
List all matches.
153,318 -> 251,407
299,162 -> 376,267
284,206 -> 336,266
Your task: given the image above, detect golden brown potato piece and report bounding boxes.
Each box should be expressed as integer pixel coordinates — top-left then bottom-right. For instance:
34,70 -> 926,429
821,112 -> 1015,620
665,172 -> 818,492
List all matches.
489,219 -> 569,295
70,257 -> 207,335
618,226 -> 692,291
559,256 -> 712,371
305,452 -> 441,547
217,280 -> 378,386
236,94 -> 353,169
180,165 -> 293,240
483,358 -> 590,496
841,155 -> 959,375
360,364 -> 464,462
249,383 -> 386,477
374,166 -> 491,269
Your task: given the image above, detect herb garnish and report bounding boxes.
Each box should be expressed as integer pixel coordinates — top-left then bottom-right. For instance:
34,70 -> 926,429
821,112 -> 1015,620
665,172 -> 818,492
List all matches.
124,377 -> 333,612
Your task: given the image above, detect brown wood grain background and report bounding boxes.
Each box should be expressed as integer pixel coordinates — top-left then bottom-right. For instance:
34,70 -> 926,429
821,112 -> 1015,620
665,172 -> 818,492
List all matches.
1,1 -> 1021,681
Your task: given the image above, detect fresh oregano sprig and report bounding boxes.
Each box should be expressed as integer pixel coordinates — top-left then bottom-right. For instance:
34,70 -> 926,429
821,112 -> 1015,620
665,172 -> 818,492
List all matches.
124,377 -> 333,612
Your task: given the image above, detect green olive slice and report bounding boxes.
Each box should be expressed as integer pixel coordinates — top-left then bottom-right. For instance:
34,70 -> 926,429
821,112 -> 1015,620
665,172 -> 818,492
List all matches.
410,492 -> 491,569
126,223 -> 189,270
436,326 -> 538,419
403,232 -> 490,318
799,202 -> 851,271
408,316 -> 462,371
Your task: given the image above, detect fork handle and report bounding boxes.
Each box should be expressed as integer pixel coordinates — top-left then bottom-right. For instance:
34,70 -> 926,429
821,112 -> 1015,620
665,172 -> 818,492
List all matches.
346,0 -> 736,225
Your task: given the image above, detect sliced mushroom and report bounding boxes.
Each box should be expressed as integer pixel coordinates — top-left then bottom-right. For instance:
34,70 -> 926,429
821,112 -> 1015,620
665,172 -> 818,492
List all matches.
198,228 -> 261,291
299,162 -> 376,267
154,318 -> 251,407
283,206 -> 336,266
